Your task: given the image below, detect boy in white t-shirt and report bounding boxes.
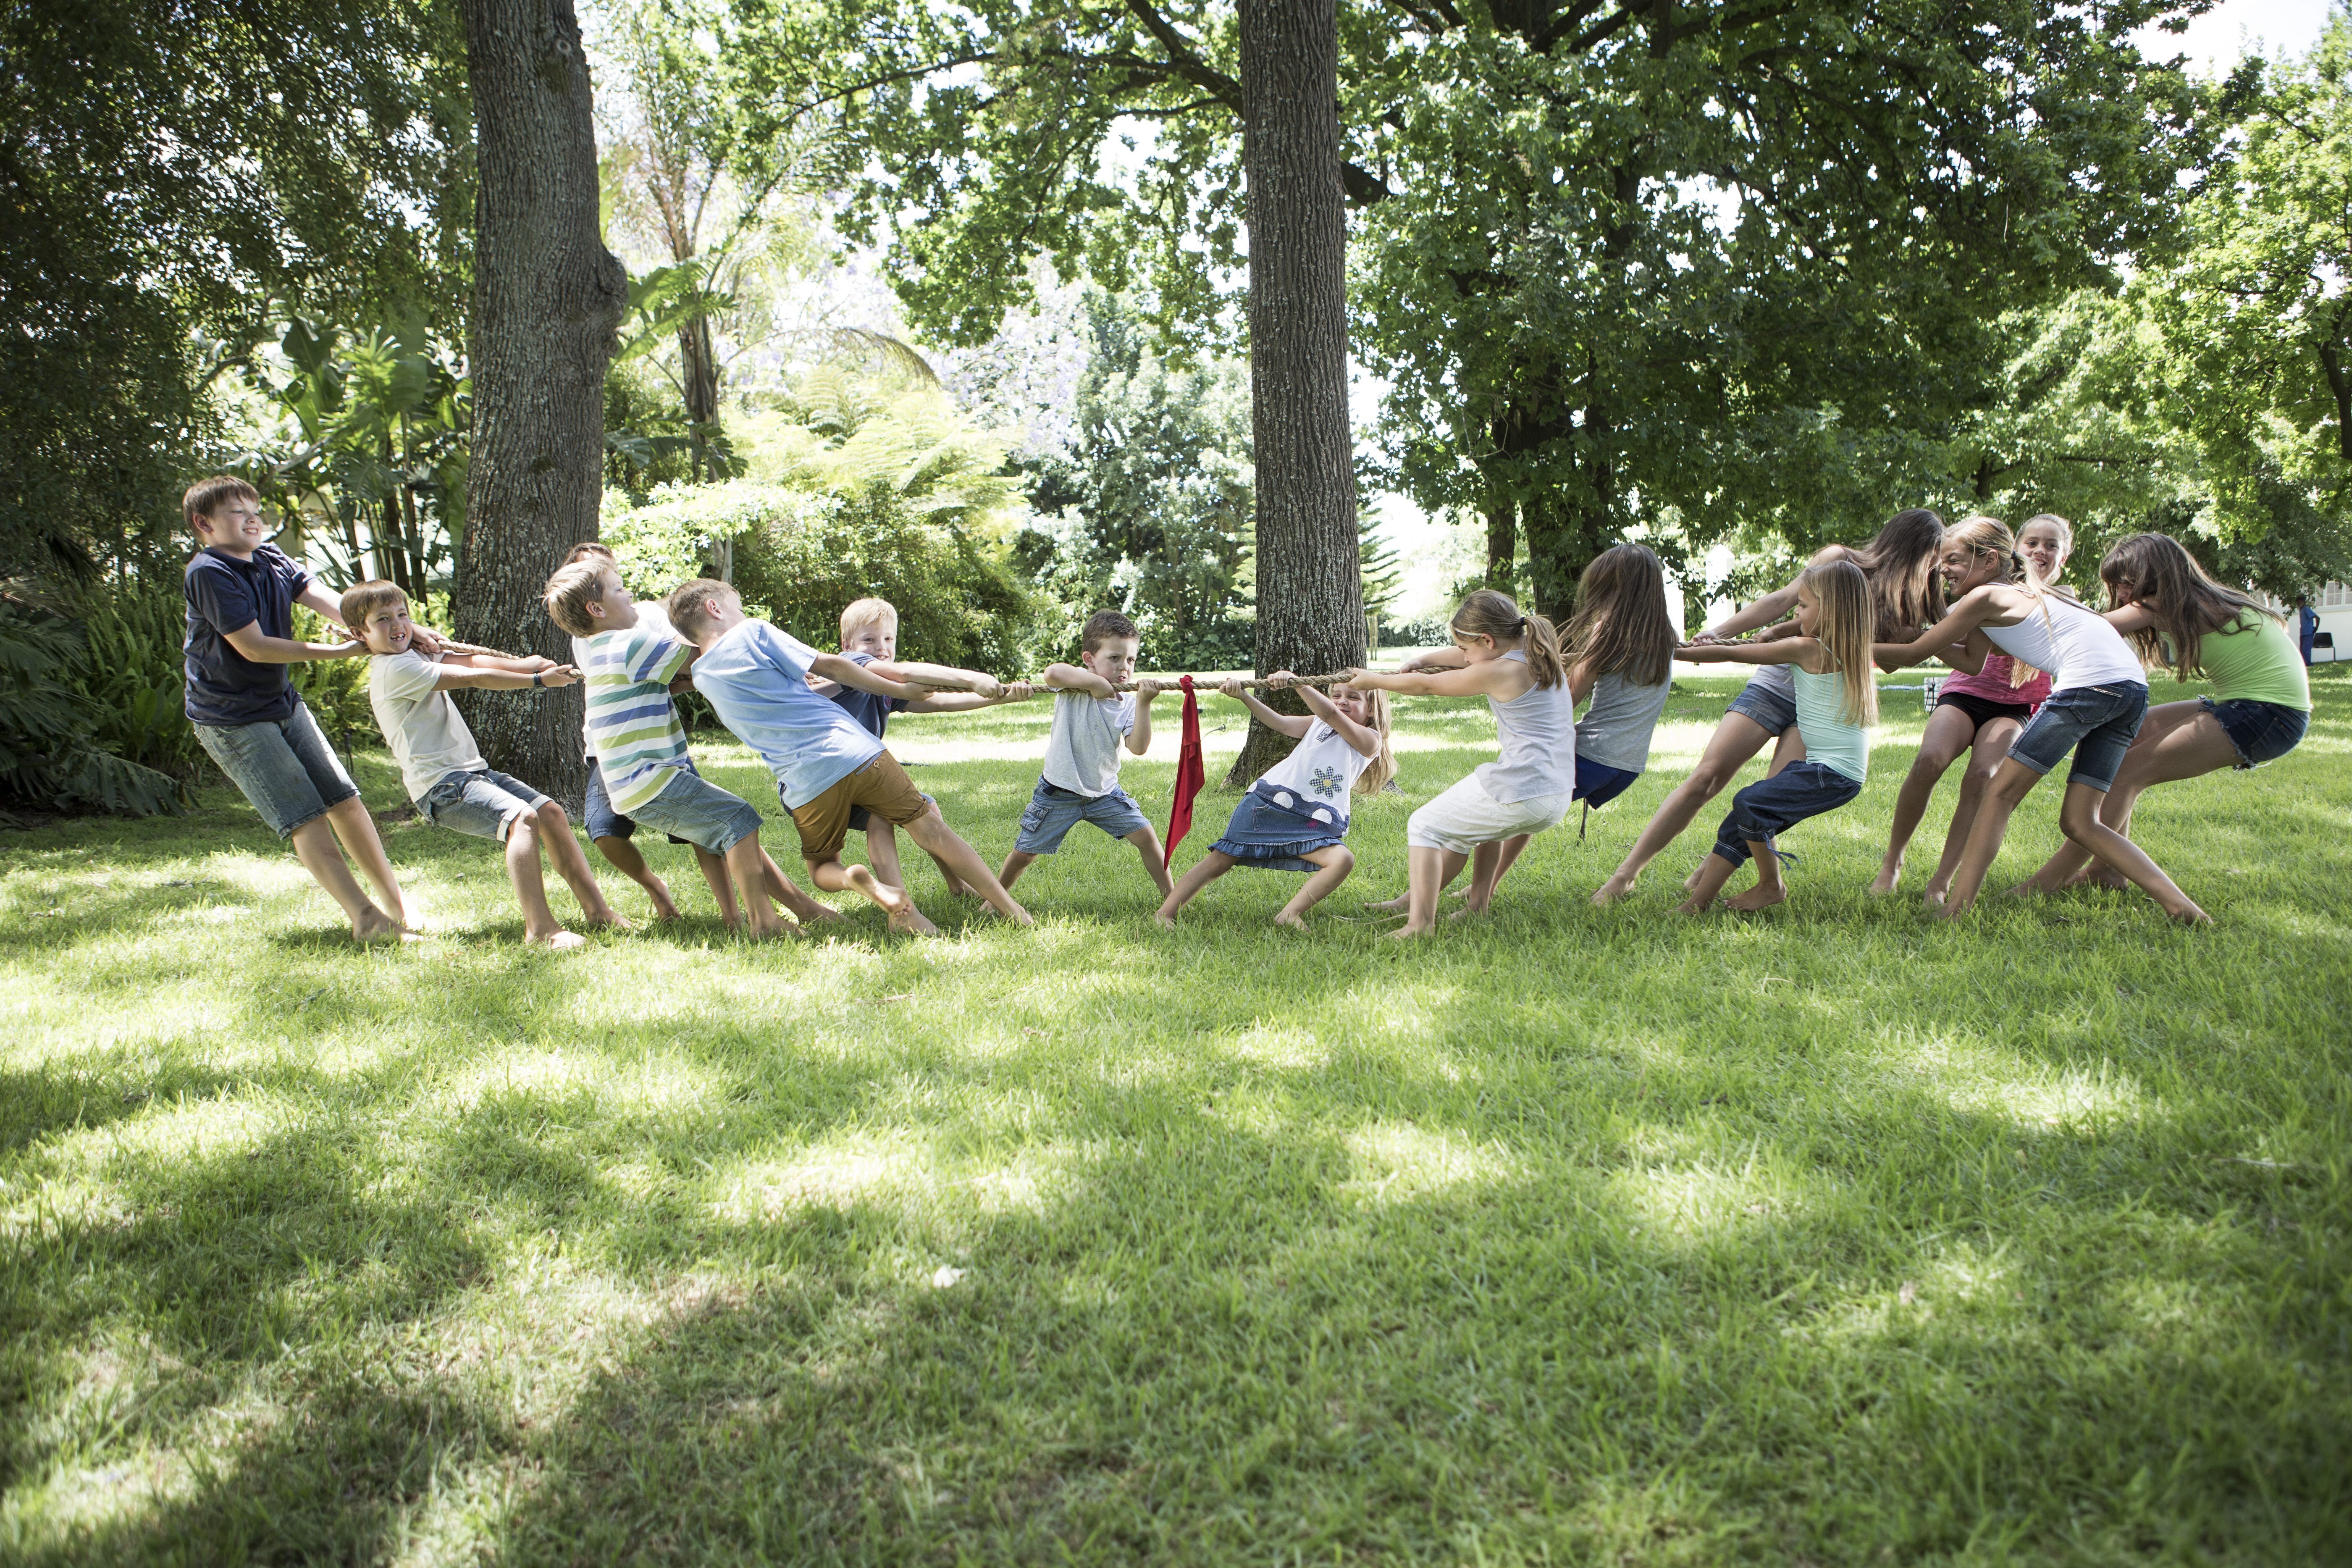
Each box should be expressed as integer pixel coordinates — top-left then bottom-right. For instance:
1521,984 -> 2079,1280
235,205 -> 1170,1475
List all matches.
996,609 -> 1171,899
345,580 -> 622,949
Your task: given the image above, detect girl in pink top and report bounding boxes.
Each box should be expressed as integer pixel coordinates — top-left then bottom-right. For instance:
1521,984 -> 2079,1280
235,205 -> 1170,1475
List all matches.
1871,514 -> 2073,901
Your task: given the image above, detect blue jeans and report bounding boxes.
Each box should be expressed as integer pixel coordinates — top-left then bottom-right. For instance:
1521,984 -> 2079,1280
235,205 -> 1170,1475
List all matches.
194,699 -> 360,839
2203,697 -> 2308,768
1013,780 -> 1151,854
420,768 -> 552,841
2009,683 -> 2147,793
1711,760 -> 1862,867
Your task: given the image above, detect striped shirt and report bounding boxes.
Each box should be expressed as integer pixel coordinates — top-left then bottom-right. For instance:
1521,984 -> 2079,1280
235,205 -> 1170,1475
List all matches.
582,626 -> 696,814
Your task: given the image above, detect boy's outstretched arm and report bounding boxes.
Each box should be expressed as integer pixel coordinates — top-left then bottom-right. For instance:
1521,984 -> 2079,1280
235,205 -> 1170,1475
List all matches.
1040,661 -> 1113,697
223,620 -> 366,664
865,658 -> 1007,698
906,681 -> 1033,714
808,652 -> 924,701
432,661 -> 583,692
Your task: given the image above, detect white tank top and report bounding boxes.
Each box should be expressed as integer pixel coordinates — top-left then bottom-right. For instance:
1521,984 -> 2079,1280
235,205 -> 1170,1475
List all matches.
1980,594 -> 2145,693
1253,721 -> 1373,827
1474,651 -> 1577,803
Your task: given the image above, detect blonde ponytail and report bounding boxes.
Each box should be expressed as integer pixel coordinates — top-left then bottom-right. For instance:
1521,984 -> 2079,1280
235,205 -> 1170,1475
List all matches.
1449,589 -> 1566,689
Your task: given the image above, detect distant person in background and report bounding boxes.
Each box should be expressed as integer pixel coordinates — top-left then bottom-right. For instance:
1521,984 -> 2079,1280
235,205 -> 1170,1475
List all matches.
2297,593 -> 2319,664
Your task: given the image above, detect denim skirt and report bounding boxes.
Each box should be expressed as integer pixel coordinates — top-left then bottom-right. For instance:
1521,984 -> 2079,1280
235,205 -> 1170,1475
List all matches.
1210,791 -> 1346,872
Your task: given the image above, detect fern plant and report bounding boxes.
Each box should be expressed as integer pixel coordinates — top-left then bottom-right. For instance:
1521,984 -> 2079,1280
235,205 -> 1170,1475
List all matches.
0,599 -> 191,818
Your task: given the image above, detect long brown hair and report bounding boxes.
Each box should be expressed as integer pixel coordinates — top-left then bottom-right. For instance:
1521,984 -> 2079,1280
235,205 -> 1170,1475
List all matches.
2098,532 -> 2278,681
1940,515 -> 2040,688
1842,507 -> 1948,639
1563,544 -> 1675,687
1803,559 -> 1879,727
1451,588 -> 1566,688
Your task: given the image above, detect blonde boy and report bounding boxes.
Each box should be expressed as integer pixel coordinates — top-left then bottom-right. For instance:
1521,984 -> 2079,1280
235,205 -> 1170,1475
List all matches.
346,580 -> 622,949
997,609 -> 1171,898
667,579 -> 1032,935
812,596 -> 1032,895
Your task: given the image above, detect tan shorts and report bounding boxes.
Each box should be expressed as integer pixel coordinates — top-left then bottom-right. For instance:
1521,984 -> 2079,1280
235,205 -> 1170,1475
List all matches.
789,753 -> 932,862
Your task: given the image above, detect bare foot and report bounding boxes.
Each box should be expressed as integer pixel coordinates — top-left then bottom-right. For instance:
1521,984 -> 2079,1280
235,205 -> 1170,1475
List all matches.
1272,910 -> 1308,930
1446,901 -> 1491,922
1922,881 -> 1949,908
1724,883 -> 1785,912
1673,894 -> 1715,915
1591,874 -> 1638,907
743,917 -> 795,940
580,911 -> 635,933
1154,909 -> 1178,930
2002,879 -> 2046,900
528,929 -> 588,950
1362,892 -> 1410,913
2170,901 -> 2214,926
945,877 -> 977,900
352,908 -> 412,944
1385,920 -> 1435,939
887,902 -> 940,936
1867,867 -> 1902,896
2086,867 -> 2130,892
1683,864 -> 1706,893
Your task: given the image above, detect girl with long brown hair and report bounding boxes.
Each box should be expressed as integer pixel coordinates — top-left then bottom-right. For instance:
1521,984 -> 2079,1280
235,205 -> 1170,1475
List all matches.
2016,532 -> 2310,898
1593,509 -> 1947,906
1345,590 -> 1575,937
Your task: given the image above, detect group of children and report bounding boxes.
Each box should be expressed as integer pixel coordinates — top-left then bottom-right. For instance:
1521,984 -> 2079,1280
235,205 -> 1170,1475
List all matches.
179,471 -> 2311,943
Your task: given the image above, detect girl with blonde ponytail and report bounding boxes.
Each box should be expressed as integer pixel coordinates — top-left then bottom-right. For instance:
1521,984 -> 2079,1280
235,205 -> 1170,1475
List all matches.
1874,516 -> 2209,923
1672,561 -> 1878,913
1870,516 -> 2065,900
1345,590 -> 1576,937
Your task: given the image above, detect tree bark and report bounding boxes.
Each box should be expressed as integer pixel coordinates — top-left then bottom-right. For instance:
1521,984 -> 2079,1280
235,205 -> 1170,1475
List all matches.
1227,0 -> 1362,787
454,0 -> 625,810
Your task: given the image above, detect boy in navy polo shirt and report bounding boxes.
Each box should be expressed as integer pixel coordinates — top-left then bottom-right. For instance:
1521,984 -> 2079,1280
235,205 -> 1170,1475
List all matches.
181,475 -> 463,942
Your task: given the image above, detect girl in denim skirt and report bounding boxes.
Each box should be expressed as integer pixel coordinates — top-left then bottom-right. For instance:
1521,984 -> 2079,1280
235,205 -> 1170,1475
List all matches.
2017,532 -> 2311,898
1876,521 -> 2209,923
1153,674 -> 1394,930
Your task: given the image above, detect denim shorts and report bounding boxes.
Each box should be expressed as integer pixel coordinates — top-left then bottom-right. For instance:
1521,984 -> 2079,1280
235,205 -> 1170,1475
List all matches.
420,767 -> 552,842
1726,672 -> 1799,735
1572,756 -> 1641,810
585,758 -> 697,846
2203,697 -> 2309,768
194,699 -> 360,839
626,765 -> 764,854
1014,780 -> 1151,854
1711,760 -> 1861,867
2008,683 -> 2148,793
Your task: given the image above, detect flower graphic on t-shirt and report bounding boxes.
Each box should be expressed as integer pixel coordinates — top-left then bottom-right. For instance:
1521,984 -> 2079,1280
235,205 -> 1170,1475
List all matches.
1309,765 -> 1344,797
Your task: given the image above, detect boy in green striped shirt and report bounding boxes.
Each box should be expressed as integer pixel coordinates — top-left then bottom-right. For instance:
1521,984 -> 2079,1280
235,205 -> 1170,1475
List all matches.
543,559 -> 834,938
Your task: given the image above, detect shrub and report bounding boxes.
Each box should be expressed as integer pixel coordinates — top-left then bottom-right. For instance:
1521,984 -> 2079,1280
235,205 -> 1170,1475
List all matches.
71,579 -> 206,780
0,598 -> 190,818
604,481 -> 1043,674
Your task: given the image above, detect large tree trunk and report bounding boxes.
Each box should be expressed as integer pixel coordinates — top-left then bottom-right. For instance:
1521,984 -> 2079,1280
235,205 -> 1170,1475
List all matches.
1226,0 -> 1362,787
453,0 -> 625,811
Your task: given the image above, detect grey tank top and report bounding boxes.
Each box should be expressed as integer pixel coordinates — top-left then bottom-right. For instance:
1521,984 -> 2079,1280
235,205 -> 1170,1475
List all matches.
1474,651 -> 1578,802
1576,670 -> 1672,772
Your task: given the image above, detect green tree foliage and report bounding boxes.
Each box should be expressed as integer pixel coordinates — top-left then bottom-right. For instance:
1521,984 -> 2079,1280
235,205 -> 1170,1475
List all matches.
1014,293 -> 1257,668
0,0 -> 472,581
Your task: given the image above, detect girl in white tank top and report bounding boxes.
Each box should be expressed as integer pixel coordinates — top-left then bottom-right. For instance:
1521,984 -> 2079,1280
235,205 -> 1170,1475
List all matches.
1877,552 -> 2206,924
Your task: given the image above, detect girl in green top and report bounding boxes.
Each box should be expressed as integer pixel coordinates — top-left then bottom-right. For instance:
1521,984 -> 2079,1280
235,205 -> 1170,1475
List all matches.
2024,532 -> 2311,896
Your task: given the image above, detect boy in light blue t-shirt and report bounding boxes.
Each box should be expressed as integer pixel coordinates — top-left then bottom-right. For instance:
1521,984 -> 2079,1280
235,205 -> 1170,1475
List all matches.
667,578 -> 1033,937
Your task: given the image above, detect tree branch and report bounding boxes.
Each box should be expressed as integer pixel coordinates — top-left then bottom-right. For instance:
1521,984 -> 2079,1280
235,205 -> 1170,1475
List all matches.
1121,0 -> 1245,110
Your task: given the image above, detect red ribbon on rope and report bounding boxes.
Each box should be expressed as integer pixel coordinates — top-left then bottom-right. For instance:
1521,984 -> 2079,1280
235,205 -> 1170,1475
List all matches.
1163,674 -> 1205,867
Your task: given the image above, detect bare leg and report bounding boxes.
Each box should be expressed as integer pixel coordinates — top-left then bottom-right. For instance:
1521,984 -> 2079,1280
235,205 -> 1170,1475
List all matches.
997,848 -> 1038,893
323,796 -> 416,929
906,805 -> 1032,926
2024,702 -> 2231,893
592,833 -> 682,920
2023,781 -> 2210,922
1156,851 -> 1237,927
725,835 -> 788,938
1925,716 -> 2022,905
1937,759 -> 2044,918
862,823 -> 906,887
692,848 -> 738,925
289,815 -> 403,942
503,816 -> 580,948
1723,839 -> 1788,911
1595,713 -> 1777,905
756,848 -> 842,924
530,803 -> 625,929
1123,827 -> 1176,899
1390,845 -> 1470,938
1277,846 -> 1355,928
1872,705 -> 1977,894
1675,851 -> 1741,914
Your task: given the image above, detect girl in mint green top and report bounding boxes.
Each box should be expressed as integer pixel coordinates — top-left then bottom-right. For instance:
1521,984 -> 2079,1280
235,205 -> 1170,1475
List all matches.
2024,532 -> 2311,897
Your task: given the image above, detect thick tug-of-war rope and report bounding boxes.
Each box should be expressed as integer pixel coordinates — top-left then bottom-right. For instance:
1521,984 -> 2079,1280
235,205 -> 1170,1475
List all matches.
1016,671 -> 1362,695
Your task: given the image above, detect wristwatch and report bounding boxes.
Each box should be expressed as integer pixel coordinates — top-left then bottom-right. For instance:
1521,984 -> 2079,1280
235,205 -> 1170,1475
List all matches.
532,670 -> 544,687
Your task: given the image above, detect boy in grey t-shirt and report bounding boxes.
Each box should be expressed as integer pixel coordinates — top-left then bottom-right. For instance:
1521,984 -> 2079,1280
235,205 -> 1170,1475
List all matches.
998,609 -> 1172,898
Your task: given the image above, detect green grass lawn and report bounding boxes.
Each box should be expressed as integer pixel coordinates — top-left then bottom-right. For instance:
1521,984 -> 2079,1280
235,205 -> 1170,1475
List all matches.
3,670 -> 2348,1565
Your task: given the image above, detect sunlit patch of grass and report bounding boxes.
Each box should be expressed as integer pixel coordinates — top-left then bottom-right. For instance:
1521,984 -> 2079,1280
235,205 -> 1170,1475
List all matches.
0,672 -> 2346,1563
